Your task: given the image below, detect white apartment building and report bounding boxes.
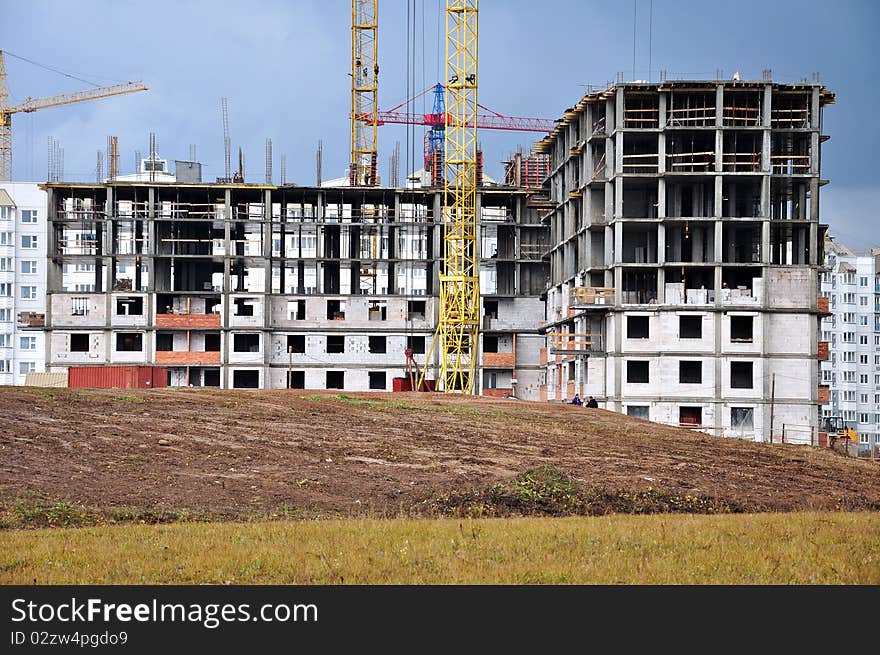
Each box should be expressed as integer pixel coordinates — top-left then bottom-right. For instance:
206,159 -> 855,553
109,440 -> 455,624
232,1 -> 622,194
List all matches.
0,182 -> 47,385
820,238 -> 880,449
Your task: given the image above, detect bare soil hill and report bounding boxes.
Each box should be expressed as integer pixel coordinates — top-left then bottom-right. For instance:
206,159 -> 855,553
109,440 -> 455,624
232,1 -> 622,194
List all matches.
1,387 -> 877,524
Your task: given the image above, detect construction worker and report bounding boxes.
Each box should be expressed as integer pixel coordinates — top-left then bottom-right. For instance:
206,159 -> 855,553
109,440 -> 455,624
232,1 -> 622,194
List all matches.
585,396 -> 598,408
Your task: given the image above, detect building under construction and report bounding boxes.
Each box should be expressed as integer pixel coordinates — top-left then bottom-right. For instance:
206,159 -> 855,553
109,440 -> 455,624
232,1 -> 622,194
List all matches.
40,174 -> 550,398
536,78 -> 835,443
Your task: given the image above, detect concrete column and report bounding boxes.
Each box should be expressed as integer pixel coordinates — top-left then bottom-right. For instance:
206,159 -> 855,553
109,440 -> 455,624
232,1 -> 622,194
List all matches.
715,84 -> 724,127
761,176 -> 771,218
615,88 -> 624,129
808,222 -> 818,266
614,266 -> 622,306
714,175 -> 723,218
657,268 -> 665,304
432,191 -> 442,293
222,189 -> 232,389
615,132 -> 624,178
811,87 -> 821,130
657,178 -> 666,218
809,177 -> 820,222
715,129 -> 723,173
761,220 -> 771,265
263,189 -> 272,293
658,131 -> 666,175
604,224 -> 614,269
658,92 -> 667,128
657,223 -> 666,265
613,222 -> 623,265
262,189 -> 272,389
614,177 -> 623,218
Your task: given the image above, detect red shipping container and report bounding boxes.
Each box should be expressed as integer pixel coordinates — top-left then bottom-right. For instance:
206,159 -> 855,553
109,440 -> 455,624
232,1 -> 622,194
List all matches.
392,377 -> 412,392
68,366 -> 167,389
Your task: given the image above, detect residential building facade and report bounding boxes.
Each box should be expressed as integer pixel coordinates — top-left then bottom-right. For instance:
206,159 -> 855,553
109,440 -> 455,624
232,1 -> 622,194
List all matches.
819,239 -> 880,448
41,179 -> 549,397
535,79 -> 835,443
0,182 -> 48,385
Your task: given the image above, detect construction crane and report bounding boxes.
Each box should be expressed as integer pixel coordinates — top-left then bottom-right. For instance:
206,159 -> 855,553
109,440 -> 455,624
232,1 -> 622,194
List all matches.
375,83 -> 555,132
420,0 -> 480,394
350,0 -> 379,186
363,82 -> 554,173
0,50 -> 148,181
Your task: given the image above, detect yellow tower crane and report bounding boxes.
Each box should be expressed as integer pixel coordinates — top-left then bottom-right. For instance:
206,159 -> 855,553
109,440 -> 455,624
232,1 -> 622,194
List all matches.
350,0 -> 379,186
0,50 -> 148,182
421,0 -> 480,393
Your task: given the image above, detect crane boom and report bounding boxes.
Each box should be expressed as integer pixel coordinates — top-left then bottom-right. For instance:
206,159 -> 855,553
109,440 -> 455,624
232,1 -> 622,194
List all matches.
0,50 -> 148,181
7,80 -> 148,114
370,109 -> 554,133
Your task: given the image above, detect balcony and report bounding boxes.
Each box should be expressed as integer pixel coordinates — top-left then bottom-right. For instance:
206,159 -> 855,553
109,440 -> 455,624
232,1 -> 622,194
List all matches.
569,287 -> 614,308
17,312 -> 45,329
546,331 -> 603,355
155,313 -> 221,329
155,351 -> 221,366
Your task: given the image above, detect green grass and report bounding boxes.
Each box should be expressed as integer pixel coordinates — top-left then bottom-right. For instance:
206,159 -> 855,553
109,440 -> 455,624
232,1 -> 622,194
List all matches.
1,512 -> 877,584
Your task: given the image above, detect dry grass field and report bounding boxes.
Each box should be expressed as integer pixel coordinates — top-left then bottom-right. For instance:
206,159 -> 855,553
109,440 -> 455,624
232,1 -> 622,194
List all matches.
1,512 -> 877,584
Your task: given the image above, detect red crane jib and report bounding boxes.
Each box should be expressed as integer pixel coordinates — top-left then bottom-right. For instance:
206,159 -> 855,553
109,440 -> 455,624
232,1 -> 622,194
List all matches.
356,111 -> 554,133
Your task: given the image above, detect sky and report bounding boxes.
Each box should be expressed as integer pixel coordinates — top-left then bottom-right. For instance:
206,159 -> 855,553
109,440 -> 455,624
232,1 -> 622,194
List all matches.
1,0 -> 878,245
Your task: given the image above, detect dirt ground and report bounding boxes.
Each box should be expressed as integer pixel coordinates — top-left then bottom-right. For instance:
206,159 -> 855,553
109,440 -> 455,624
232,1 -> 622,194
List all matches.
1,387 -> 878,520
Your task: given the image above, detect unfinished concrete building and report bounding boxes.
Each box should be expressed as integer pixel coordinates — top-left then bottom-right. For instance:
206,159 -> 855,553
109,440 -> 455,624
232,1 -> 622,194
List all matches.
536,79 -> 835,442
41,177 -> 549,397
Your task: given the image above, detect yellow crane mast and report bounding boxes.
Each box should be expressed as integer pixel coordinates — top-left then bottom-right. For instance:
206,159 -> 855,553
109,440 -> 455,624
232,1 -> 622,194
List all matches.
422,0 -> 480,393
0,50 -> 148,182
350,0 -> 379,186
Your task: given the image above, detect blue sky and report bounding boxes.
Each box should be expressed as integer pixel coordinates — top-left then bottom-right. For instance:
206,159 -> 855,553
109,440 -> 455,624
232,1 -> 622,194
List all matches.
2,0 -> 877,244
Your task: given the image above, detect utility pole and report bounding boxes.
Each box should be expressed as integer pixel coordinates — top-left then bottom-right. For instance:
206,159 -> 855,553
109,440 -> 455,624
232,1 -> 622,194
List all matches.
769,372 -> 776,443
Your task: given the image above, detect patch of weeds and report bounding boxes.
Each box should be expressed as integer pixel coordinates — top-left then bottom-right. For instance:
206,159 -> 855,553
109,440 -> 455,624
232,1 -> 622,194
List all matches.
13,500 -> 96,528
110,509 -> 180,525
30,390 -> 56,399
114,395 -> 144,403
495,465 -> 585,515
581,489 -> 738,515
336,394 -> 420,411
0,558 -> 28,572
272,506 -> 305,520
427,467 -> 743,518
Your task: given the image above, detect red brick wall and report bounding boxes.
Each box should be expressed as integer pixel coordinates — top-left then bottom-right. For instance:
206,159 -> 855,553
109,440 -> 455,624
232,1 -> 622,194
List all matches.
483,352 -> 515,368
482,388 -> 513,398
155,351 -> 221,365
155,314 -> 221,329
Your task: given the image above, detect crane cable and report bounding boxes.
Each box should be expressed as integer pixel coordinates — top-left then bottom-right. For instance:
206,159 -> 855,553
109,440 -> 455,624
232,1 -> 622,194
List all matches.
2,50 -> 113,88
